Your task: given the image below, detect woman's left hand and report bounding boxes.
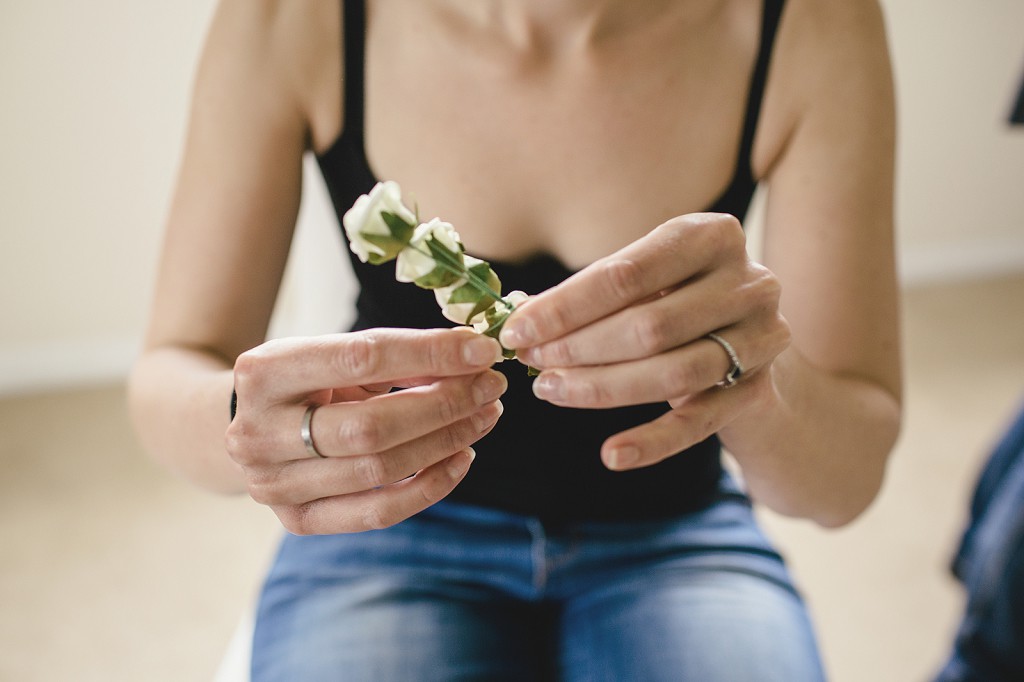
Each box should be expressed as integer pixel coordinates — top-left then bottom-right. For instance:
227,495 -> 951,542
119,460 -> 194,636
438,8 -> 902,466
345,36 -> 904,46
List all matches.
499,212 -> 791,471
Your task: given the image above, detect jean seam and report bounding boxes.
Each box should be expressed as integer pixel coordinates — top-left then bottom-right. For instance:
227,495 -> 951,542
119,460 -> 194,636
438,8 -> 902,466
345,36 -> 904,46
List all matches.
528,518 -> 548,596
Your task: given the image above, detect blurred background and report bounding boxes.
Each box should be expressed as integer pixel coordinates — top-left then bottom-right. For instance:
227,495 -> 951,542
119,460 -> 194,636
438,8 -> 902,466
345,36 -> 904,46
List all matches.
1,1 -> 1023,680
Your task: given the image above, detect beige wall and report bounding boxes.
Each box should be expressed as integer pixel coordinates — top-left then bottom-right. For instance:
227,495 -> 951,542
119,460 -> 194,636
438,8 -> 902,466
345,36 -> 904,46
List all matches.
1,1 -> 220,391
1,0 -> 1023,394
884,0 -> 1024,281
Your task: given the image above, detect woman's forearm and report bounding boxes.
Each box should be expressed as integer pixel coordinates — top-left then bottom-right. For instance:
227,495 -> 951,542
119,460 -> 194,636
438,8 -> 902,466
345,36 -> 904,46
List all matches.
719,346 -> 902,528
128,346 -> 245,495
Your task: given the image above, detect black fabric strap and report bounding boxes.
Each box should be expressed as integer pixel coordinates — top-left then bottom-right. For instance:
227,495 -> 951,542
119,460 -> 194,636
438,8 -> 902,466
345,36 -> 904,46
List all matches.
733,0 -> 786,183
342,0 -> 367,138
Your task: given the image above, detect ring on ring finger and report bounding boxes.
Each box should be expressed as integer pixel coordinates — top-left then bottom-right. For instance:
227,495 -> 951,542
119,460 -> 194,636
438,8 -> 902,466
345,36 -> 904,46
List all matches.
301,404 -> 327,458
706,333 -> 744,388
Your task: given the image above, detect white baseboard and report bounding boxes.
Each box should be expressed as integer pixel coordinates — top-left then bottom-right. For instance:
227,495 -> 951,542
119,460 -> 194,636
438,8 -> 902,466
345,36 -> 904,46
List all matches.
900,237 -> 1024,287
0,336 -> 140,397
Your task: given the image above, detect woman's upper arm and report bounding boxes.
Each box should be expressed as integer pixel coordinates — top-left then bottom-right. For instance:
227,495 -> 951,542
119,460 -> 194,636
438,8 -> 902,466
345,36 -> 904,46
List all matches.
144,0 -> 338,361
758,0 -> 901,400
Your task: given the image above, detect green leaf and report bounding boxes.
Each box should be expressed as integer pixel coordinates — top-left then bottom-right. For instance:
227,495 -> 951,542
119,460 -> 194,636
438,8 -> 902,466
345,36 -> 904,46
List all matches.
362,233 -> 408,263
380,211 -> 415,244
426,235 -> 465,271
467,261 -> 502,296
415,266 -> 462,289
448,282 -> 481,304
440,284 -> 491,323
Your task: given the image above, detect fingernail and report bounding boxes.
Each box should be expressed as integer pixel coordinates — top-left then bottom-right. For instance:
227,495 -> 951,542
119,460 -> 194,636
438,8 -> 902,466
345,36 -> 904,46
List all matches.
472,371 -> 507,405
532,372 -> 565,402
471,400 -> 504,431
448,448 -> 476,478
500,317 -> 537,349
464,336 -> 502,365
606,446 -> 640,470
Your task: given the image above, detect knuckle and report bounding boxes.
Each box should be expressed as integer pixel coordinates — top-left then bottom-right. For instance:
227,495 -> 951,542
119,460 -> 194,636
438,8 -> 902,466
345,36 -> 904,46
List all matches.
340,410 -> 382,453
418,472 -> 453,509
246,476 -> 279,506
224,420 -> 260,466
232,350 -> 268,399
337,332 -> 381,379
444,419 -> 468,450
542,338 -> 575,366
425,332 -> 463,372
531,301 -> 573,341
632,309 -> 671,355
355,453 -> 390,489
698,213 -> 745,259
734,265 -> 780,317
770,312 -> 792,353
602,258 -> 645,302
662,360 -> 701,396
434,389 -> 462,426
223,424 -> 247,463
435,423 -> 463,459
278,505 -> 314,536
361,502 -> 396,532
667,407 -> 715,443
244,465 -> 282,504
751,266 -> 782,305
716,214 -> 747,253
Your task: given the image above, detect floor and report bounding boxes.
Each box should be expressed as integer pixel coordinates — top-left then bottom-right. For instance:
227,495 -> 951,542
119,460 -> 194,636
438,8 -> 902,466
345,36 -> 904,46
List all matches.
2,273 -> 1023,682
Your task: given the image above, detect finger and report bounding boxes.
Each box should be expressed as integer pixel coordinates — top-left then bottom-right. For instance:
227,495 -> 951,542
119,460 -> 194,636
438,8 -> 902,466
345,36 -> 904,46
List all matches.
325,384 -> 394,404
273,448 -> 477,535
530,322 -> 786,408
234,327 -> 504,407
516,269 -> 736,368
226,370 -> 507,465
246,400 -> 503,507
499,213 -> 745,349
599,374 -> 765,471
313,370 -> 507,457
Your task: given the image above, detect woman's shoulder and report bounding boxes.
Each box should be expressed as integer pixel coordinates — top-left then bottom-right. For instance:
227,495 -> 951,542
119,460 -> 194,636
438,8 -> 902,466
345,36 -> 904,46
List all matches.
200,0 -> 342,151
754,0 -> 893,170
776,0 -> 891,81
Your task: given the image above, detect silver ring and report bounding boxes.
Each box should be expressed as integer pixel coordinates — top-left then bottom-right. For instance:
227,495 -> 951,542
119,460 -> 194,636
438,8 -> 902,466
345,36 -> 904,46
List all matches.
301,404 -> 326,458
707,333 -> 744,388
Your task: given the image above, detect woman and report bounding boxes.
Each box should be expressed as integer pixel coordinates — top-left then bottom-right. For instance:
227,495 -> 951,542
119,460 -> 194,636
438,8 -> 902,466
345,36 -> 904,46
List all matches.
129,0 -> 901,679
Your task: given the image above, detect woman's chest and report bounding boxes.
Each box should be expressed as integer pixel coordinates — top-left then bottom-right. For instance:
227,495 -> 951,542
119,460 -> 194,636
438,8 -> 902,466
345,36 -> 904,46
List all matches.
358,6 -> 762,269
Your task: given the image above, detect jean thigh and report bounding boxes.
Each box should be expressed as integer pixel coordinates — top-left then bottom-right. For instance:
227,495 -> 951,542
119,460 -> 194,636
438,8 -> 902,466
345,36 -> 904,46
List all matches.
560,563 -> 825,682
250,511 -> 548,682
554,484 -> 826,682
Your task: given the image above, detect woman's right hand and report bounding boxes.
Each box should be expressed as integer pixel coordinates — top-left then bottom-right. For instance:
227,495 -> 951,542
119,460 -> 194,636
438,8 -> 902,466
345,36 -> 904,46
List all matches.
225,327 -> 507,535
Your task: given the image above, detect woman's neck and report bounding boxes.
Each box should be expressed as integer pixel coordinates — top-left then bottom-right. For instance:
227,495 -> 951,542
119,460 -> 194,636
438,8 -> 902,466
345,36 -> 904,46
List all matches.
426,0 -> 719,56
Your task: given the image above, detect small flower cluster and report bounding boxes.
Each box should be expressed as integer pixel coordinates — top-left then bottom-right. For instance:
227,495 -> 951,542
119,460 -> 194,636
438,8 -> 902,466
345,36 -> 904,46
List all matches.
343,181 -> 530,364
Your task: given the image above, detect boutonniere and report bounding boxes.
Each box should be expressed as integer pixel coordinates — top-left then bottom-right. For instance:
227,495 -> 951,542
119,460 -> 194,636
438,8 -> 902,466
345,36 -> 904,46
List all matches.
344,181 -> 535,373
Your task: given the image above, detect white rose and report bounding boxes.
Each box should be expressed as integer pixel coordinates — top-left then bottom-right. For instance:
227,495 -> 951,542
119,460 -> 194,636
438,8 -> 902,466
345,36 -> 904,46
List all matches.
471,290 -> 530,334
342,181 -> 417,264
434,256 -> 497,324
395,218 -> 464,286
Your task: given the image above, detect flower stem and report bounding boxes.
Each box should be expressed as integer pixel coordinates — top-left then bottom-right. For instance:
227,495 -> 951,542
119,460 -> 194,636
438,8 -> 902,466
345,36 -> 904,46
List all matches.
410,244 -> 505,302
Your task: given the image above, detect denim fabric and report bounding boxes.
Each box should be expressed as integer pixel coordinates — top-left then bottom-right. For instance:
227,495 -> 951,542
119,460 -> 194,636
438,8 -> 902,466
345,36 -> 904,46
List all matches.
936,403 -> 1024,682
251,475 -> 825,681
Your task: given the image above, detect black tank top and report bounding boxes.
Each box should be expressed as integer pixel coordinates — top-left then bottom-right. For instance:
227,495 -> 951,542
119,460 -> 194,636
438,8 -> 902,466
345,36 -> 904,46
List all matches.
317,0 -> 785,523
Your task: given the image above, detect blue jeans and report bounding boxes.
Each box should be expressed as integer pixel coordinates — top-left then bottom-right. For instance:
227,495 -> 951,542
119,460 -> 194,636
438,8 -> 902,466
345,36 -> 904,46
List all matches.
935,402 -> 1024,681
251,475 -> 825,681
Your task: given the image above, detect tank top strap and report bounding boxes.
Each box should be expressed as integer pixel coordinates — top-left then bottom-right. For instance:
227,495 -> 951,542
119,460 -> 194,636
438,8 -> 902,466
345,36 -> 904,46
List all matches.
342,0 -> 367,139
734,0 -> 786,185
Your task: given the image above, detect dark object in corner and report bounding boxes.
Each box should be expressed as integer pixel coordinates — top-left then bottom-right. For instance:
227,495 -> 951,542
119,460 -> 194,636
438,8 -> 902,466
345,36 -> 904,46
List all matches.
934,401 -> 1024,681
1011,66 -> 1024,125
